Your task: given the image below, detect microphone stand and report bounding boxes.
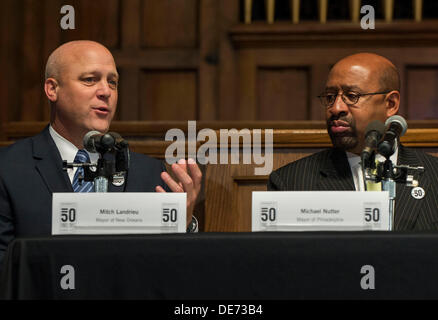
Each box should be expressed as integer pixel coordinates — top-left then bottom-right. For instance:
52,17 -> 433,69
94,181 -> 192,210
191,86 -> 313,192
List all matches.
363,143 -> 425,231
62,158 -> 111,193
93,157 -> 112,192
63,137 -> 130,193
380,158 -> 396,230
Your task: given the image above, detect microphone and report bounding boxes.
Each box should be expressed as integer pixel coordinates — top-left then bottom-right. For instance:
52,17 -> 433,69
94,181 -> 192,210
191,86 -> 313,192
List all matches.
108,132 -> 129,149
361,120 -> 386,168
83,131 -> 116,153
377,115 -> 408,158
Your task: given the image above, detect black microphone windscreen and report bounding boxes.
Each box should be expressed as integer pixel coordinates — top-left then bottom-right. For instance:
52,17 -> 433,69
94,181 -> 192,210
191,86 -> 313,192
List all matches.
83,130 -> 101,152
108,132 -> 122,139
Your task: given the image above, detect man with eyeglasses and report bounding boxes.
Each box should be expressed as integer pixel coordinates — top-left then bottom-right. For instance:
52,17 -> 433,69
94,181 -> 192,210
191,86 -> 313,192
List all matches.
268,52 -> 438,230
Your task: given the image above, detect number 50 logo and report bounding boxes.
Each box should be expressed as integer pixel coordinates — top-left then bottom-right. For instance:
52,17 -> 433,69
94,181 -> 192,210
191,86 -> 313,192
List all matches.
261,207 -> 276,222
162,204 -> 179,225
61,207 -> 76,222
364,207 -> 380,222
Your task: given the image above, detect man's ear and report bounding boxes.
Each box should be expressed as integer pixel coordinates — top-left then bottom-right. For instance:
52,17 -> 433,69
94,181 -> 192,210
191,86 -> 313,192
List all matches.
44,78 -> 59,102
385,90 -> 400,117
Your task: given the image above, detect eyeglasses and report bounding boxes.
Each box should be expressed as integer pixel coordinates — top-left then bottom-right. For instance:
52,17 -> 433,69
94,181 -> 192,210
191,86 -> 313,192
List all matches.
317,91 -> 391,108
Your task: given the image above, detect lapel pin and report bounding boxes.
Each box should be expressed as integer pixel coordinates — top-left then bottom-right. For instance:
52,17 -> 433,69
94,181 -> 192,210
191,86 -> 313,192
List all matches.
411,187 -> 425,200
112,172 -> 125,187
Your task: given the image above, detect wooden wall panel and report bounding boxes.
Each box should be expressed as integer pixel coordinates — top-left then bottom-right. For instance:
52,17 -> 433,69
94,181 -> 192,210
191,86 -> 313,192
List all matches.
4,0 -> 25,123
406,66 -> 438,120
2,0 -> 121,125
0,0 -> 14,136
141,0 -> 198,48
232,46 -> 438,121
257,67 -> 310,120
20,0 -> 44,121
217,0 -> 240,120
60,0 -> 121,49
5,1 -> 438,138
139,70 -> 198,120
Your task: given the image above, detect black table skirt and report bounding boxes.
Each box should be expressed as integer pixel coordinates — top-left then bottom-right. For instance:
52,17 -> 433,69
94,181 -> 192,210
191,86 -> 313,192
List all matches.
1,232 -> 438,299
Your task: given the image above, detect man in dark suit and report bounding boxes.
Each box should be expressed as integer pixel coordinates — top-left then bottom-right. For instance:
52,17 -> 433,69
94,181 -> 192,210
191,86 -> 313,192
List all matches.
0,41 -> 202,268
268,53 -> 438,230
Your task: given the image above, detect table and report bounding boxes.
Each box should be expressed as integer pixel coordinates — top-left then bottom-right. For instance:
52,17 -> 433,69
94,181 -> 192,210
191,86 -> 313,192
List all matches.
1,232 -> 438,299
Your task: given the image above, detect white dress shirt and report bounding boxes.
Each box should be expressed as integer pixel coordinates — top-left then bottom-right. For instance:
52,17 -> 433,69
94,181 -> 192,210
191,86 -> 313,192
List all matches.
49,125 -> 100,183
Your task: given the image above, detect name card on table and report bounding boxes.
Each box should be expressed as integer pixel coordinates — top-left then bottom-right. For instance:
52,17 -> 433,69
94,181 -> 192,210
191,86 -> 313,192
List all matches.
52,193 -> 186,235
252,191 -> 390,231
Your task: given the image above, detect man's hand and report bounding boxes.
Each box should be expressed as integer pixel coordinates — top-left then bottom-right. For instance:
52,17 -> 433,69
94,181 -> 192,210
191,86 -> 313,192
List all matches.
155,158 -> 202,228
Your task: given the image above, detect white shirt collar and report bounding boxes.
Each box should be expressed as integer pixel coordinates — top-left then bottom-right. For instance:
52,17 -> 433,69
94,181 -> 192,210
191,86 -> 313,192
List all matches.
49,125 -> 81,163
49,125 -> 100,183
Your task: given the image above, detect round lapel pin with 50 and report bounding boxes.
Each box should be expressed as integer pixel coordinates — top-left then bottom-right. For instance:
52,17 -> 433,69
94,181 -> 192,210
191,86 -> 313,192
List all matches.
411,187 -> 425,200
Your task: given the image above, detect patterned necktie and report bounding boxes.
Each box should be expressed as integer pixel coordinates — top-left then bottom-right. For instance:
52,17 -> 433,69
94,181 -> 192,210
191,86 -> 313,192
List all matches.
72,150 -> 94,193
366,160 -> 382,191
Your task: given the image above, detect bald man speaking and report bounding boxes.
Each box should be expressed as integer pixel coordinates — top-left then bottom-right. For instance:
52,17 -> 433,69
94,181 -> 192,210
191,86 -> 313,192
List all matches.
268,53 -> 438,230
0,41 -> 202,268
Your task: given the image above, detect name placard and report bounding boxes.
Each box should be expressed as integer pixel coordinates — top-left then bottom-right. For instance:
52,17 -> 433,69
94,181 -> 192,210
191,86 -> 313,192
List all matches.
52,193 -> 186,235
252,191 -> 390,231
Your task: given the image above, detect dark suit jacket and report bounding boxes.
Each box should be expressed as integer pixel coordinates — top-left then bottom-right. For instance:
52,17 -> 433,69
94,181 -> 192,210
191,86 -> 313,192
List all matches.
268,146 -> 438,231
0,126 -> 169,266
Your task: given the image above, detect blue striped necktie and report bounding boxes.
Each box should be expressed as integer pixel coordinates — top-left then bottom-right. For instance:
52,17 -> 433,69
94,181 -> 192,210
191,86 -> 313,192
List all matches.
72,150 -> 94,193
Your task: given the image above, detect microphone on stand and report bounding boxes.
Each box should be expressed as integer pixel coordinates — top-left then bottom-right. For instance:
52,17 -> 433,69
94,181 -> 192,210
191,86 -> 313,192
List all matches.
377,115 -> 408,158
83,131 -> 128,153
82,131 -> 130,192
361,120 -> 386,169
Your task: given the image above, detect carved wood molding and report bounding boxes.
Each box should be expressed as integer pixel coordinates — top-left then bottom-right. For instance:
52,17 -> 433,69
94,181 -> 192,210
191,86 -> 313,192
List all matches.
3,121 -> 438,155
229,21 -> 438,48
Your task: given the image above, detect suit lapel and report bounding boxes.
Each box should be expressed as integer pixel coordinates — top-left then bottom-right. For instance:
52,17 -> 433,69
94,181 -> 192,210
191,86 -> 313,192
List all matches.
318,148 -> 355,191
32,126 -> 73,193
394,145 -> 426,230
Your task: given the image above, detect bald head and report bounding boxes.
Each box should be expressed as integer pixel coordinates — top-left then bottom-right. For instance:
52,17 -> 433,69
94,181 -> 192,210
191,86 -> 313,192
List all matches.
44,40 -> 118,149
325,53 -> 401,155
45,40 -> 115,82
330,53 -> 400,93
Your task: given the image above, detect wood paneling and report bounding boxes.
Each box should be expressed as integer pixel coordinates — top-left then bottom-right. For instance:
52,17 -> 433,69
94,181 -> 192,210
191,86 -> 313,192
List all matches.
257,67 -> 310,120
139,70 -> 198,121
4,2 -> 438,153
141,0 -> 198,48
0,0 -> 12,138
406,66 -> 438,120
60,0 -> 120,49
121,0 -> 141,49
5,120 -> 438,150
20,0 -> 44,121
229,22 -> 438,48
199,0 -> 219,120
218,0 -> 240,120
232,45 -> 438,121
3,0 -> 22,124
